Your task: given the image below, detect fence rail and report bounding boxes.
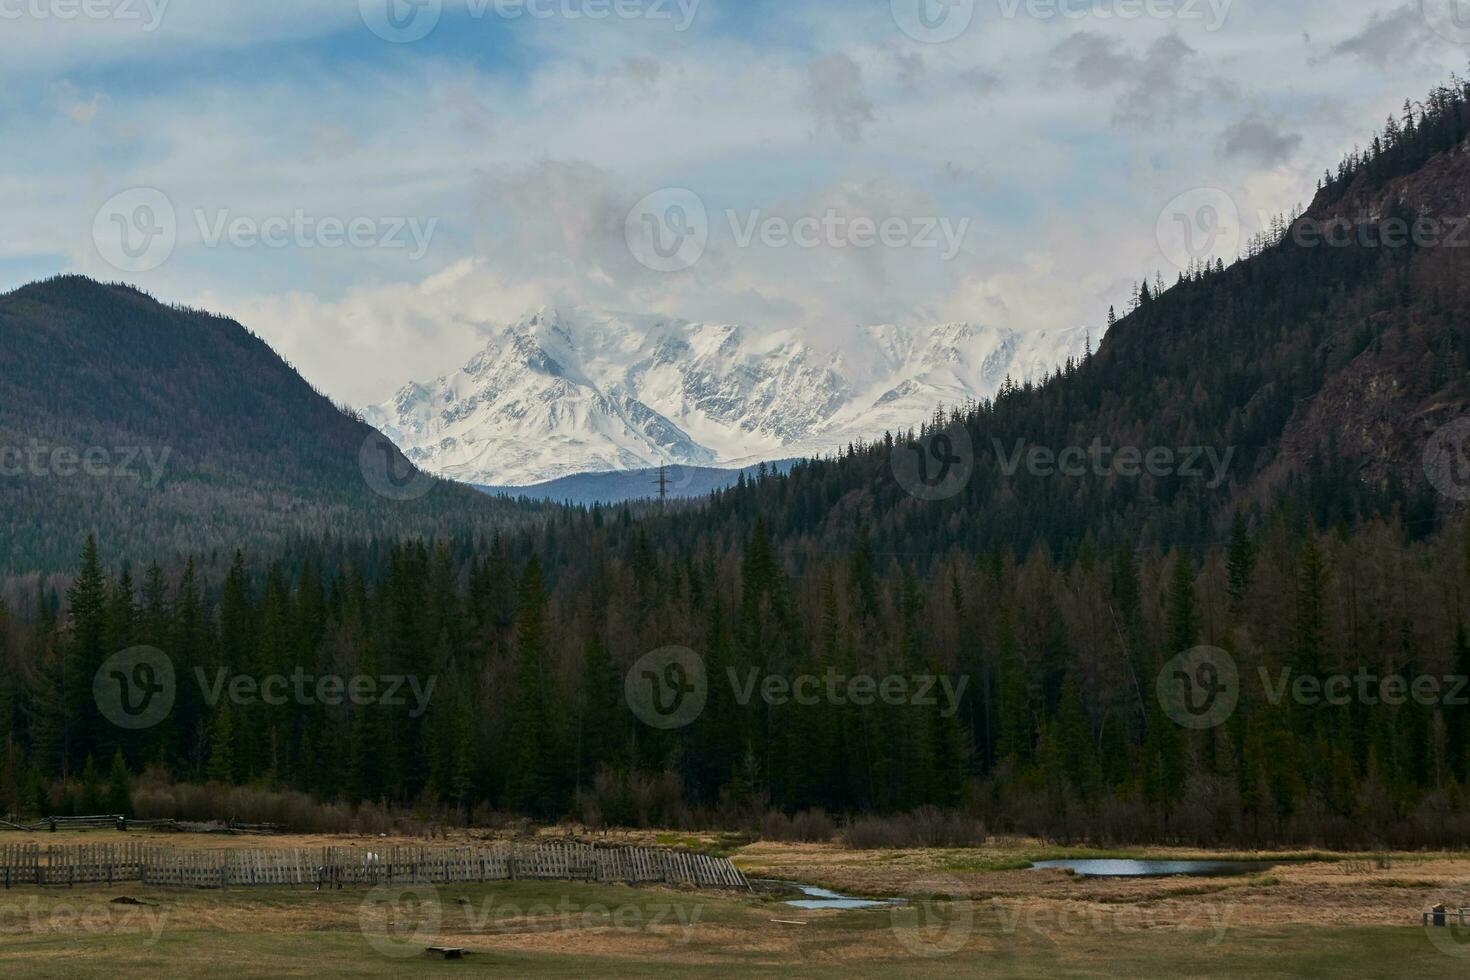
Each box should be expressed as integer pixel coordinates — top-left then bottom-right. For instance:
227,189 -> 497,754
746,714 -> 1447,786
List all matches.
0,842 -> 748,891
0,815 -> 284,834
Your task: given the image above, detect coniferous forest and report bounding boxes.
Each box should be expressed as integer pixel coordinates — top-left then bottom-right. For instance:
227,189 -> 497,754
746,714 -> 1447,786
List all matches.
3,75 -> 1470,849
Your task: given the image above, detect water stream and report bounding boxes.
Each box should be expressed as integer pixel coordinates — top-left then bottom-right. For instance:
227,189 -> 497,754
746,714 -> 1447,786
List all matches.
1028,858 -> 1273,877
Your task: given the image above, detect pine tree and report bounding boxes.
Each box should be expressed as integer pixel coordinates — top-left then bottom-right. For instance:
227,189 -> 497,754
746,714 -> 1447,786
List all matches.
1294,536 -> 1327,678
1226,511 -> 1255,608
64,537 -> 110,771
106,750 -> 133,817
1057,678 -> 1097,803
169,559 -> 208,778
503,558 -> 555,815
1166,553 -> 1199,656
1141,708 -> 1185,826
78,755 -> 103,814
206,702 -> 235,784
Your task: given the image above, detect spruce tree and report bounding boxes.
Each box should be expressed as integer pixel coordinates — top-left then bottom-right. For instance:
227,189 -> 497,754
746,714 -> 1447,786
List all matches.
106,750 -> 133,817
64,536 -> 109,770
503,558 -> 554,815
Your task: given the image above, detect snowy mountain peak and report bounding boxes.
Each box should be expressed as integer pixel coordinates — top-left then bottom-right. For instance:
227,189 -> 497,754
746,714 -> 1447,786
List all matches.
365,309 -> 1094,487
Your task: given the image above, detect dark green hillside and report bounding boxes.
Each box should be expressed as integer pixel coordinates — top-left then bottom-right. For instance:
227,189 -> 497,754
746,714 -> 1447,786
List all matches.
0,277 -> 529,575
664,79 -> 1470,568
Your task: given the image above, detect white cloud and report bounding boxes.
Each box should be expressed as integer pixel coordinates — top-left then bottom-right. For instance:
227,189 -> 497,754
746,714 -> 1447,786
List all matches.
1,0 -> 1462,408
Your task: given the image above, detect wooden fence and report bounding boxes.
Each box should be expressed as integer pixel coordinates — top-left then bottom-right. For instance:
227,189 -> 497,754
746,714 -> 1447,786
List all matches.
1,815 -> 283,834
0,842 -> 748,891
0,843 -> 152,887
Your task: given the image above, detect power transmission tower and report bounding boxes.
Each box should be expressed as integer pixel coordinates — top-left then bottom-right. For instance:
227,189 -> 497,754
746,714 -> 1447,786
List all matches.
655,465 -> 670,507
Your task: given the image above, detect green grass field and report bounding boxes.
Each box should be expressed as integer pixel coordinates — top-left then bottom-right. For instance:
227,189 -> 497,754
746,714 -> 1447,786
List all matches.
0,877 -> 1466,978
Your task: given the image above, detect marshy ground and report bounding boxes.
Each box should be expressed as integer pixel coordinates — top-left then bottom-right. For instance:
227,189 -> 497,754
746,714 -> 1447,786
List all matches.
2,828 -> 1467,977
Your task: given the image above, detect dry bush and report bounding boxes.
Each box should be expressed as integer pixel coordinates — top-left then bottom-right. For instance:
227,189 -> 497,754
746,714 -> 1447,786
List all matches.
841,806 -> 987,849
123,779 -> 444,835
576,767 -> 688,829
759,808 -> 837,842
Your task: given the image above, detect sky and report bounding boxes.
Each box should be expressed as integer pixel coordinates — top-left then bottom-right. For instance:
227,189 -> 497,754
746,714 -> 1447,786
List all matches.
2,0 -> 1466,406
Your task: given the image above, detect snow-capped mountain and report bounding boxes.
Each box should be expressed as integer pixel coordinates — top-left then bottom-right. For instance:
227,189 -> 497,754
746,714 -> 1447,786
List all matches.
364,308 -> 1093,487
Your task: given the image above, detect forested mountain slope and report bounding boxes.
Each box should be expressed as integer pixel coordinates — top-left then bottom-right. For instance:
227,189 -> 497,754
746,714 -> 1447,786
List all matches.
0,277 -> 529,576
677,89 -> 1470,567
5,80 -> 1470,848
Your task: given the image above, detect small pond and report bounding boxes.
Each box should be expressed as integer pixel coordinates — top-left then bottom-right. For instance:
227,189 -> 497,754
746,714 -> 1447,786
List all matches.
1029,859 -> 1273,878
783,884 -> 904,910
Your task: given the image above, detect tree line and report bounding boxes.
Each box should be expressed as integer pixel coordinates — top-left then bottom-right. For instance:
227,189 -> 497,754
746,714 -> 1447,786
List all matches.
1,507 -> 1467,847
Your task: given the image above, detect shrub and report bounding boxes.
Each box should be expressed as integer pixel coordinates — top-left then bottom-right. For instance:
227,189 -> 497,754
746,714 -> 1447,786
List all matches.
842,807 -> 987,849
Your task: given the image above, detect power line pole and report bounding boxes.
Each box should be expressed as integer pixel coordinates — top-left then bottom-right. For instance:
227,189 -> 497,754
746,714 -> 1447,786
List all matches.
655,465 -> 669,507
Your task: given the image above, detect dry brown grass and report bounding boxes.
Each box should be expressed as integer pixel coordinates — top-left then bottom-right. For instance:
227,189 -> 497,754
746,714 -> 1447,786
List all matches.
10,828 -> 1470,935
733,839 -> 1470,929
1,822 -> 701,852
